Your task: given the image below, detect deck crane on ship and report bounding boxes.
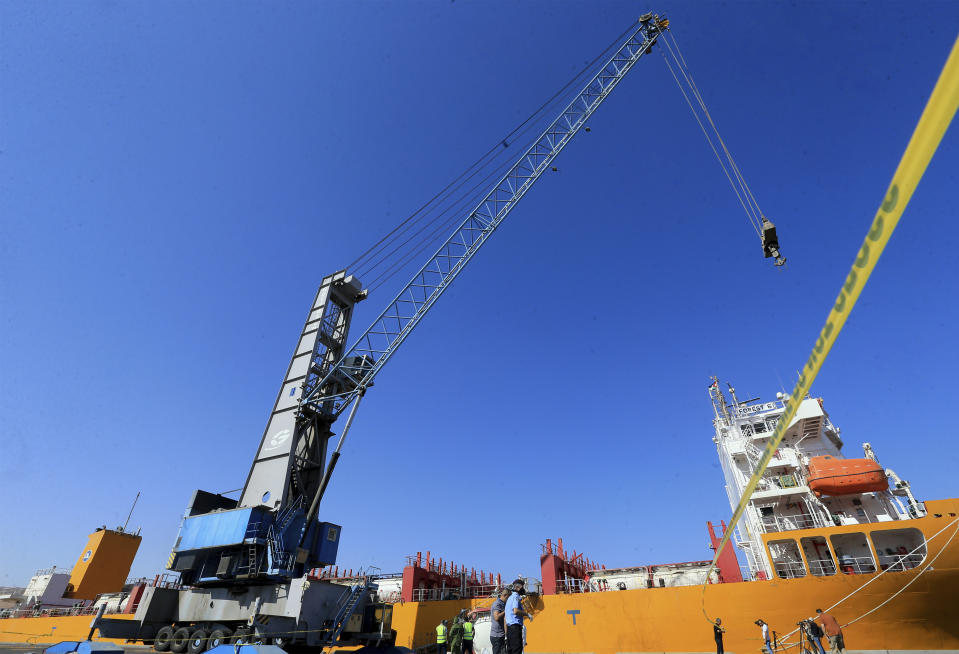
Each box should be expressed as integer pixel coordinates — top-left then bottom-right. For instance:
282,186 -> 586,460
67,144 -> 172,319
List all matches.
97,12 -> 682,653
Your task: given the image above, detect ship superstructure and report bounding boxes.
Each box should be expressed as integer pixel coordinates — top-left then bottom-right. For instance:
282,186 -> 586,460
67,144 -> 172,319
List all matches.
709,378 -> 926,581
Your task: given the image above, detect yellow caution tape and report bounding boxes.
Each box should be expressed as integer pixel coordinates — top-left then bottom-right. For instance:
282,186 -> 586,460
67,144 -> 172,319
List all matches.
702,30 -> 959,619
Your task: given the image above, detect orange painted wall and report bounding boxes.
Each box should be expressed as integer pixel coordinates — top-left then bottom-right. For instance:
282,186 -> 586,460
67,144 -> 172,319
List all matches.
0,614 -> 135,645
65,529 -> 141,600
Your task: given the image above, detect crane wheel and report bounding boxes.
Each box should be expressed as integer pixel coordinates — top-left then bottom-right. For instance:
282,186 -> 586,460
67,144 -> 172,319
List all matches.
171,627 -> 191,653
154,626 -> 175,652
187,629 -> 208,654
230,628 -> 251,645
207,629 -> 231,650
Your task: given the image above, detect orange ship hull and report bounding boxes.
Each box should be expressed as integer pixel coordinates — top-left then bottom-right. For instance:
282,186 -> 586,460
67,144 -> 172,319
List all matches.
3,501 -> 957,651
390,499 -> 959,653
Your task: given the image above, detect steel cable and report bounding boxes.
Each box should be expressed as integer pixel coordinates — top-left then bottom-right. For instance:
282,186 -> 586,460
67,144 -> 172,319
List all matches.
347,21 -> 637,280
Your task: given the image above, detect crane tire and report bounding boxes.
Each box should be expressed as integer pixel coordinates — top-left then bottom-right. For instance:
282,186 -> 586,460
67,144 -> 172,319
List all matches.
230,629 -> 251,645
207,629 -> 231,650
171,627 -> 192,653
154,626 -> 175,652
187,628 -> 208,654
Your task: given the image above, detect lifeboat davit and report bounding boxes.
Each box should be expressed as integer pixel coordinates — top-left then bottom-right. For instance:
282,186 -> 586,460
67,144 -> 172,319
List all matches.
807,455 -> 888,497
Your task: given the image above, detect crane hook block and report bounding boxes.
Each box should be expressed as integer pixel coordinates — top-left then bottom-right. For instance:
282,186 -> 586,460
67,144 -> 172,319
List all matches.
761,216 -> 786,267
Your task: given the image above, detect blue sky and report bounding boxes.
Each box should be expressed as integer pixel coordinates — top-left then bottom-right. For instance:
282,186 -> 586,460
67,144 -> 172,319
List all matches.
2,1 -> 958,587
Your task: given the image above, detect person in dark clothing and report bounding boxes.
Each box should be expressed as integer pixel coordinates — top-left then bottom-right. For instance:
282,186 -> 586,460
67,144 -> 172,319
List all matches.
490,587 -> 510,654
713,618 -> 725,654
505,579 -> 533,654
449,617 -> 464,654
802,618 -> 826,654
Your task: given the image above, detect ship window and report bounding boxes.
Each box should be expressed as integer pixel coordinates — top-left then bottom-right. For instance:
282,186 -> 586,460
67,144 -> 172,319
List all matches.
800,536 -> 836,576
754,422 -> 768,433
829,533 -> 876,575
768,539 -> 806,579
870,528 -> 926,572
741,424 -> 754,437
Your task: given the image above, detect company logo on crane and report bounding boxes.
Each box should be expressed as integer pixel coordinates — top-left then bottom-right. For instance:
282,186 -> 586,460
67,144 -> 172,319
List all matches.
264,428 -> 292,451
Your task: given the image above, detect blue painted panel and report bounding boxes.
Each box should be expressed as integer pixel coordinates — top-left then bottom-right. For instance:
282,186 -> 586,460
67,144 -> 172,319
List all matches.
76,643 -> 125,654
316,521 -> 341,565
175,507 -> 264,551
44,642 -> 81,654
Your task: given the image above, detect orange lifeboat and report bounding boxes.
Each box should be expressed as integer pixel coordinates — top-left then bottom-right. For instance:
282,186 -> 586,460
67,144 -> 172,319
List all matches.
807,455 -> 888,497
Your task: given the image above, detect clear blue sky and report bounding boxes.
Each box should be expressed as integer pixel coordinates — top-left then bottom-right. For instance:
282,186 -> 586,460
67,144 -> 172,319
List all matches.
2,1 -> 958,587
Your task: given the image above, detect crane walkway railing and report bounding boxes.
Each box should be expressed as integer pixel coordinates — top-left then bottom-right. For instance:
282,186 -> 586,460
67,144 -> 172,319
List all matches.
320,584 -> 368,645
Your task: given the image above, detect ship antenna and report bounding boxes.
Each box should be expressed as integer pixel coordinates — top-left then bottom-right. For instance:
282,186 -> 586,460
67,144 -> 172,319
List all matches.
727,383 -> 741,407
122,491 -> 141,533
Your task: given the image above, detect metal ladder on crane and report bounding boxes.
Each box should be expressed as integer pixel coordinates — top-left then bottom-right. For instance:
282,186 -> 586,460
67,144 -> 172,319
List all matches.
320,583 -> 369,646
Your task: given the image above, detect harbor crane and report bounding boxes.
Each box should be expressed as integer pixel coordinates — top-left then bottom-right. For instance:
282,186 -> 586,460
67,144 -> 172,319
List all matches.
93,12 -> 758,654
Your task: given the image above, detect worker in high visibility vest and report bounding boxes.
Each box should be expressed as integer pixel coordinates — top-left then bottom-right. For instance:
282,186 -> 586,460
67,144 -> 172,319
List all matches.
463,616 -> 475,654
436,619 -> 449,654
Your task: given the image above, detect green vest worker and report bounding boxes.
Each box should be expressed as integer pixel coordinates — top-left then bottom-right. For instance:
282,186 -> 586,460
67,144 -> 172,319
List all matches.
463,620 -> 475,654
437,620 -> 449,654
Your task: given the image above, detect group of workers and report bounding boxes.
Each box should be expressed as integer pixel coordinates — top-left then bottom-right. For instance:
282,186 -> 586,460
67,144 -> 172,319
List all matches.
435,611 -> 475,654
714,609 -> 845,654
437,578 -> 533,654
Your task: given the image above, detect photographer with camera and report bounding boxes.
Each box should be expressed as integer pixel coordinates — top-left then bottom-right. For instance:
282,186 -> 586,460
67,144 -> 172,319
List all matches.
800,617 -> 826,654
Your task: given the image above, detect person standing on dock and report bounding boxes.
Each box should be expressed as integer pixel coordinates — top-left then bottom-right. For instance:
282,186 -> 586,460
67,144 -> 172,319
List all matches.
449,616 -> 465,654
755,619 -> 773,654
490,587 -> 510,654
463,614 -> 474,654
713,618 -> 725,654
815,609 -> 845,654
506,579 -> 533,654
802,617 -> 826,654
436,619 -> 448,654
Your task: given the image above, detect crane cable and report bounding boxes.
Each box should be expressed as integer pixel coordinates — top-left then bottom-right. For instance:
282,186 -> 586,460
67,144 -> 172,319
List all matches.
345,21 -> 637,282
659,33 -> 764,238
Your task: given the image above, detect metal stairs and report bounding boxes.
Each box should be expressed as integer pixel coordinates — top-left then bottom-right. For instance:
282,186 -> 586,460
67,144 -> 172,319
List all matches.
321,584 -> 368,645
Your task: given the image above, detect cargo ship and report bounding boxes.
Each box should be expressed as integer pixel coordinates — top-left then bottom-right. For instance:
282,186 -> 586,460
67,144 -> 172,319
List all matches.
380,381 -> 959,654
3,381 -> 957,652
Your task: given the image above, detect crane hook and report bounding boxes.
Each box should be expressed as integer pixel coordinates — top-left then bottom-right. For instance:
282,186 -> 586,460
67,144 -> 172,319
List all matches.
760,216 -> 786,267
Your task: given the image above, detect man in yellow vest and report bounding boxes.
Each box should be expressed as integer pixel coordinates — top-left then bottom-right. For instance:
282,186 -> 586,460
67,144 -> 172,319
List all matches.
436,619 -> 448,654
463,615 -> 474,654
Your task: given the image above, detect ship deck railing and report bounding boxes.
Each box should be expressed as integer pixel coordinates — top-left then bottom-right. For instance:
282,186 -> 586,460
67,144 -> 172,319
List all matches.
761,512 -> 827,533
411,584 -> 499,601
807,558 -> 838,576
836,556 -> 877,575
875,553 -> 924,572
773,561 -> 807,579
0,604 -> 107,620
